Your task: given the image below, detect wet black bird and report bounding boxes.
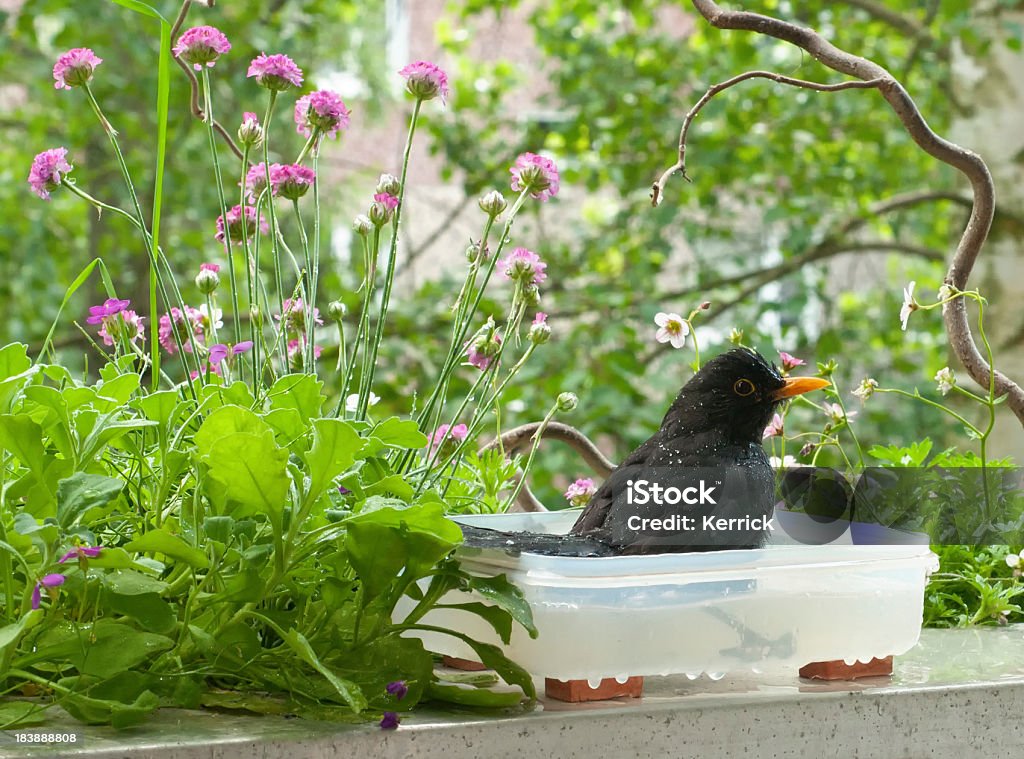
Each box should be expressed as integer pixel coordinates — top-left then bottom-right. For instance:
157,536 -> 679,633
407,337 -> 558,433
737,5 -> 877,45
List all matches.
461,348 -> 829,556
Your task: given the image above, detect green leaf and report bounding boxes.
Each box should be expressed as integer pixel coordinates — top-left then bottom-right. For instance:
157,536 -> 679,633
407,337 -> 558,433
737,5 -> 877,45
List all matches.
303,419 -> 362,504
0,610 -> 43,657
203,431 -> 290,523
415,626 -> 535,701
371,417 -> 429,449
0,701 -> 47,728
125,528 -> 209,570
0,343 -> 31,381
105,591 -> 176,634
194,405 -> 272,457
26,621 -> 173,679
426,680 -> 525,708
0,414 -> 46,476
467,574 -> 537,638
268,374 -> 325,422
438,602 -> 513,644
56,473 -> 124,529
282,629 -> 368,712
345,502 -> 461,603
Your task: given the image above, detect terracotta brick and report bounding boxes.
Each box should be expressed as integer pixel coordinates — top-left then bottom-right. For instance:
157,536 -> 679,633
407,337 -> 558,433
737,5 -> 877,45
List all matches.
544,677 -> 644,702
441,655 -> 489,671
799,656 -> 894,680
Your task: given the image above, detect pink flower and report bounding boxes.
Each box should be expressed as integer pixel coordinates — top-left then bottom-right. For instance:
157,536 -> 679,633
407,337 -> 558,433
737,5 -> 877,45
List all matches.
500,248 -> 547,286
429,423 -> 469,454
762,413 -> 784,439
247,53 -> 303,91
509,152 -> 560,201
98,309 -> 145,347
244,162 -> 271,202
31,573 -> 66,610
654,312 -> 689,349
277,297 -> 323,337
373,192 -> 399,211
287,338 -> 322,369
173,25 -> 231,70
238,112 -> 263,148
158,307 -> 204,355
466,332 -> 502,371
778,351 -> 806,373
533,312 -> 548,326
215,205 -> 268,243
53,48 -> 102,90
398,60 -> 449,103
59,546 -> 102,563
200,262 -> 220,273
294,90 -> 350,139
270,163 -> 316,201
564,478 -> 597,507
28,148 -> 73,200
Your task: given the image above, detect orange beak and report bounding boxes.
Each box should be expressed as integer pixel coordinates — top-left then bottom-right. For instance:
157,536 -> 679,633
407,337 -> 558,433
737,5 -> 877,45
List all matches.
771,376 -> 831,401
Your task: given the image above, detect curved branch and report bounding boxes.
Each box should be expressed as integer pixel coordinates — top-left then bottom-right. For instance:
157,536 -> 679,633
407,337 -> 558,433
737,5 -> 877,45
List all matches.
651,71 -> 885,205
677,0 -> 1024,424
170,0 -> 245,162
480,421 -> 616,479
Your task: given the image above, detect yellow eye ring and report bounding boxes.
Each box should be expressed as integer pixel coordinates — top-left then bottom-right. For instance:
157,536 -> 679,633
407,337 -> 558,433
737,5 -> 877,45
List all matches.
734,378 -> 756,397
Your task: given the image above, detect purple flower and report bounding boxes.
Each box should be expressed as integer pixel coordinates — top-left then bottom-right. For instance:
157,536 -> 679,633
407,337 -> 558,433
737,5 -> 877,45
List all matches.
216,205 -> 269,244
398,61 -> 449,103
762,413 -> 784,440
173,26 -> 231,71
53,48 -> 102,90
386,680 -> 409,700
31,573 -> 66,610
209,341 -> 253,365
58,546 -> 103,564
86,298 -> 130,325
247,53 -> 303,91
500,248 -> 547,285
158,307 -> 204,355
778,351 -> 806,373
564,478 -> 596,507
28,148 -> 73,200
379,711 -> 400,730
294,90 -> 350,139
509,152 -> 560,202
271,163 -> 316,201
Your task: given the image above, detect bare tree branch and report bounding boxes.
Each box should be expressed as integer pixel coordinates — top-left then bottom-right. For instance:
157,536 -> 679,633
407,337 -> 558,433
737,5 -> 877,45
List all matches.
651,70 -> 885,205
674,0 -> 1024,425
170,0 -> 245,162
480,421 -> 616,479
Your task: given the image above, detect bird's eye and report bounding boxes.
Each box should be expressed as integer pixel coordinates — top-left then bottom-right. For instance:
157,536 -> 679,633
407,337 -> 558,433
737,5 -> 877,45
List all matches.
733,378 -> 756,397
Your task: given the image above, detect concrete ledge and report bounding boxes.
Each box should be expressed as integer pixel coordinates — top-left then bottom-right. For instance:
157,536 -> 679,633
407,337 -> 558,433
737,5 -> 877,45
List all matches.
4,627 -> 1024,759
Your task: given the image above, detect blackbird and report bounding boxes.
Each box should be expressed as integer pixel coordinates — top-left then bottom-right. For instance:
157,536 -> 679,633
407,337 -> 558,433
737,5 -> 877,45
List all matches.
460,348 -> 829,557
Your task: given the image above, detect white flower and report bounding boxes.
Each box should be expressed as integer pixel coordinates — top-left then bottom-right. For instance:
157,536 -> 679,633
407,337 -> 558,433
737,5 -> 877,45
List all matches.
654,312 -> 689,349
1005,550 -> 1024,570
935,367 -> 956,396
200,304 -> 223,330
899,281 -> 917,331
823,402 -> 856,425
852,378 -> 879,402
345,392 -> 380,413
769,455 -> 798,469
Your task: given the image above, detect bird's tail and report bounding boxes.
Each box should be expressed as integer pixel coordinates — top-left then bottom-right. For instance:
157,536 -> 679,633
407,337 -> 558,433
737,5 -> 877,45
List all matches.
458,523 -> 617,557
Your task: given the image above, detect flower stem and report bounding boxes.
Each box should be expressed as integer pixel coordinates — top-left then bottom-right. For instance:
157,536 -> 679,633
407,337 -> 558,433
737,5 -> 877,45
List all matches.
501,401 -> 559,512
358,99 -> 422,418
201,69 -> 242,347
261,91 -> 287,375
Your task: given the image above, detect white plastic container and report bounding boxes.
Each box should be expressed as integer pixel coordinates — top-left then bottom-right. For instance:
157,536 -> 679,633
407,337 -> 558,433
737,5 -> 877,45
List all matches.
396,510 -> 938,680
